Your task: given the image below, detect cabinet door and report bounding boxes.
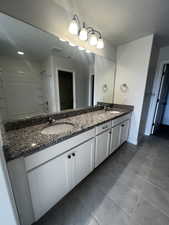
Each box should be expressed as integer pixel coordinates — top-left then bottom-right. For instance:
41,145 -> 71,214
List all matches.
120,120 -> 130,144
73,138 -> 94,187
110,124 -> 121,155
95,130 -> 111,168
28,153 -> 70,221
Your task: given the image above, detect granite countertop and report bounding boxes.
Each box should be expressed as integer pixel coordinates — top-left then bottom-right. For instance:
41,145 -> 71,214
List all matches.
4,107 -> 133,161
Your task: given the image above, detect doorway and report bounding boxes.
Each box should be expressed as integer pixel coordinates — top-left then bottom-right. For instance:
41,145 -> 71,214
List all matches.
152,63 -> 169,138
58,70 -> 75,111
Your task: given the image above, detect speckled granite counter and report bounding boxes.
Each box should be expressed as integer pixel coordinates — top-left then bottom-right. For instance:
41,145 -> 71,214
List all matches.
3,105 -> 133,161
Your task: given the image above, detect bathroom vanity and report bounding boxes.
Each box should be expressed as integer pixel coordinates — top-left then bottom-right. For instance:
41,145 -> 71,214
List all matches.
0,11 -> 133,225
5,106 -> 132,225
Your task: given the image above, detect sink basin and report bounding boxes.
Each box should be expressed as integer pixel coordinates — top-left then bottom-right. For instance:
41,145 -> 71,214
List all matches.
41,122 -> 74,135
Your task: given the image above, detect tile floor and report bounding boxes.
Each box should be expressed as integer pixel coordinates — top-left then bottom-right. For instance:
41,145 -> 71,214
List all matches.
34,136 -> 169,225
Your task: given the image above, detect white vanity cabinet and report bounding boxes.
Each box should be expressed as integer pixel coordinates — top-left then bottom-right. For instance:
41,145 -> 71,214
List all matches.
95,122 -> 111,167
120,119 -> 130,145
110,124 -> 121,154
110,113 -> 131,155
8,113 -> 132,225
28,153 -> 70,221
73,139 -> 95,187
27,136 -> 95,221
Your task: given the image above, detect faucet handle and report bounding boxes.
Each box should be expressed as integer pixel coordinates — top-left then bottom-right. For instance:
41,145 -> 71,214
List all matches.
48,117 -> 52,123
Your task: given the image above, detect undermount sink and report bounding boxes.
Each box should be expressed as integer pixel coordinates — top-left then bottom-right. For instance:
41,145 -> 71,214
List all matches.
98,110 -> 121,116
41,122 -> 74,135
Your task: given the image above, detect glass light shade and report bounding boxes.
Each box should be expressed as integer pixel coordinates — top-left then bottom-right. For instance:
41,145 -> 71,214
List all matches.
68,19 -> 79,35
97,38 -> 104,49
79,27 -> 88,40
86,50 -> 91,53
89,33 -> 97,46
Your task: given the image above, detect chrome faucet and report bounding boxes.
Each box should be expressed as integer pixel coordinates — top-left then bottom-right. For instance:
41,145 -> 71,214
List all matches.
48,117 -> 56,124
104,105 -> 112,111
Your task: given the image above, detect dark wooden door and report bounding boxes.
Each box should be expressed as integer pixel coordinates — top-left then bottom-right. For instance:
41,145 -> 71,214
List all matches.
58,70 -> 73,110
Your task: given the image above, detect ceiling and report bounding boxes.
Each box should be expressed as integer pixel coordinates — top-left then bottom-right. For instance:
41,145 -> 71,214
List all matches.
52,0 -> 169,47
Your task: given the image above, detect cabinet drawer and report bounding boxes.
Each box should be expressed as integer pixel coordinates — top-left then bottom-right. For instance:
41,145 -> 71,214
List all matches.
112,113 -> 131,127
96,121 -> 111,135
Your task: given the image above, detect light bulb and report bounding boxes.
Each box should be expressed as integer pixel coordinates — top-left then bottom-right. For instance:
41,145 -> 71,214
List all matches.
97,38 -> 104,49
79,27 -> 88,41
17,51 -> 24,55
68,18 -> 79,35
59,38 -> 66,42
69,42 -> 76,47
89,33 -> 97,46
78,46 -> 85,50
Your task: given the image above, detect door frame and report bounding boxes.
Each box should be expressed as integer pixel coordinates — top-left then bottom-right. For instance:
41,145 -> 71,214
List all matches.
151,61 -> 169,134
56,68 -> 76,111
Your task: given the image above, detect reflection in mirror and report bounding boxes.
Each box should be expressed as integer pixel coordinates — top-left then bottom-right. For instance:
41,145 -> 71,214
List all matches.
0,13 -> 95,122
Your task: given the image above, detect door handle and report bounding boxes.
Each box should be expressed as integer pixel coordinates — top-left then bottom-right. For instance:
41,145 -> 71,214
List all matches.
68,155 -> 71,159
72,153 -> 75,157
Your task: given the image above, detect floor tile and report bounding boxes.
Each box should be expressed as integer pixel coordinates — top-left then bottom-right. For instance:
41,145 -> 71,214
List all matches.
142,178 -> 169,217
131,198 -> 169,225
33,136 -> 169,225
92,196 -> 130,225
147,169 -> 169,193
102,179 -> 142,216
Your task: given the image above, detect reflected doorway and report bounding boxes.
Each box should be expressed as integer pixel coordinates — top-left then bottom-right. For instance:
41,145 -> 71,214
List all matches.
89,74 -> 95,106
58,70 -> 75,111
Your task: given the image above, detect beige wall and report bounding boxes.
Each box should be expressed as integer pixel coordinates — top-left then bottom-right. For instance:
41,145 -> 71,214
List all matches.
114,34 -> 154,144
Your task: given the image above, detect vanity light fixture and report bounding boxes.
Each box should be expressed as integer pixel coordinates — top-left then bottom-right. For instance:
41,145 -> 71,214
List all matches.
79,23 -> 88,41
88,32 -> 98,46
97,37 -> 104,49
17,51 -> 24,55
68,14 -> 104,49
68,15 -> 79,35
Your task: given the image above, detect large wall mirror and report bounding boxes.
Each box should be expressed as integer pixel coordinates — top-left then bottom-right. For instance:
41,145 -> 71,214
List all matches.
0,12 -> 115,122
